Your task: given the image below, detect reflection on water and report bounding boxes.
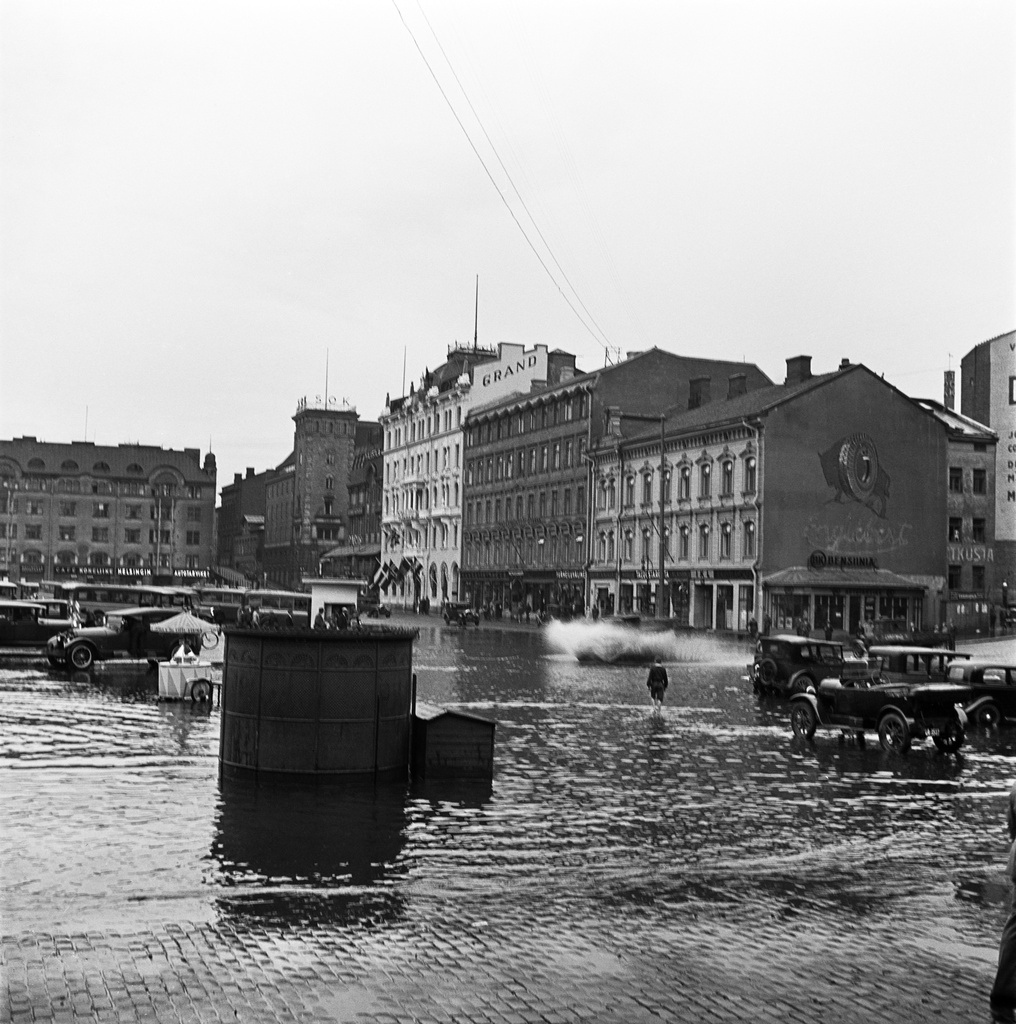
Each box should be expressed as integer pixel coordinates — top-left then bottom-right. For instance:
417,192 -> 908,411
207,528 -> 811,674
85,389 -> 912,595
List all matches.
211,778 -> 410,931
1,627 -> 1014,953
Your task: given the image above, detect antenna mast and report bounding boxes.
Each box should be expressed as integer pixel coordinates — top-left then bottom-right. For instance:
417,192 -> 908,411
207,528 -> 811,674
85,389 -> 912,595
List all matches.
473,275 -> 478,351
325,350 -> 329,407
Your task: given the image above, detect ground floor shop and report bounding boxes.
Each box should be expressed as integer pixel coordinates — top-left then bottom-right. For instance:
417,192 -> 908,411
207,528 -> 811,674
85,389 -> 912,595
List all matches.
460,569 -> 586,619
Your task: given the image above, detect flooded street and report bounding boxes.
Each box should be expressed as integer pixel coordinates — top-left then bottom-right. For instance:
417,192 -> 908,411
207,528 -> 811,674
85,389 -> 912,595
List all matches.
4,624 -> 1016,1022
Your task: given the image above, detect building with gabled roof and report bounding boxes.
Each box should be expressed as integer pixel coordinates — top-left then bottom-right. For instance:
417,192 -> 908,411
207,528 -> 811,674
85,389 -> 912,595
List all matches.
588,355 -> 956,633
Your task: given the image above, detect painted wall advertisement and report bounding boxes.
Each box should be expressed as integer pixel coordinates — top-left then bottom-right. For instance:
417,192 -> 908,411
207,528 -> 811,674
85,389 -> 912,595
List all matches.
762,372 -> 945,576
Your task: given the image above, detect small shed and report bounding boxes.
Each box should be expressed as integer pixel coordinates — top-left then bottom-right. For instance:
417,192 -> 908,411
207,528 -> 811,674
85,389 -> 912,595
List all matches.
412,701 -> 495,779
303,577 -> 363,621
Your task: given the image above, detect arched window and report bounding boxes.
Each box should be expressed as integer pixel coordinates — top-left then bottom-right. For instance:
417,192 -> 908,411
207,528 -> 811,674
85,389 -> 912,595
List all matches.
679,524 -> 690,559
642,474 -> 653,505
679,466 -> 691,500
721,461 -> 734,496
743,520 -> 756,558
61,459 -> 79,471
698,523 -> 710,559
699,463 -> 711,498
744,457 -> 757,493
720,522 -> 732,559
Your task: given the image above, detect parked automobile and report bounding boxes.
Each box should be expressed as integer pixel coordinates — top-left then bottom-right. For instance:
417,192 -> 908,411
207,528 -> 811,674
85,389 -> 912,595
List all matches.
867,645 -> 971,681
944,659 -> 1016,728
47,607 -> 186,670
749,635 -> 854,696
859,617 -> 953,651
443,602 -> 480,627
789,672 -> 972,753
0,599 -> 76,646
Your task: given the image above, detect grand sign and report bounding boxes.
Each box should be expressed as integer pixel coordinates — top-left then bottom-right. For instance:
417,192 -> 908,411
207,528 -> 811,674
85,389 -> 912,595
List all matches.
474,344 -> 549,401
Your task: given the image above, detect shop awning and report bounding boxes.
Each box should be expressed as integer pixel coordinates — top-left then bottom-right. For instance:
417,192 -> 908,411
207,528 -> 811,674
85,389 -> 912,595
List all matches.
762,566 -> 925,591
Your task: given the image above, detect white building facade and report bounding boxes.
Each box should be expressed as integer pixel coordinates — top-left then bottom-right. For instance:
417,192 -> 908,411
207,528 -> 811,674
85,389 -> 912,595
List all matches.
379,343 -> 552,609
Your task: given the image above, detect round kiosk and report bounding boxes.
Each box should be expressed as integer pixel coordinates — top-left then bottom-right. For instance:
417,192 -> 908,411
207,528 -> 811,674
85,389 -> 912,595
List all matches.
219,626 -> 418,781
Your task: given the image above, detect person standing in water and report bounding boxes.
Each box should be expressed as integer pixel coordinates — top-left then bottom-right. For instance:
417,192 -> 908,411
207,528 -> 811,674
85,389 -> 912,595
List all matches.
646,656 -> 668,710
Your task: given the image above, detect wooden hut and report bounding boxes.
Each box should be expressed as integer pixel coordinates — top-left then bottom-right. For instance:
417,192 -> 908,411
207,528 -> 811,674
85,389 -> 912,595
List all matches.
411,701 -> 495,779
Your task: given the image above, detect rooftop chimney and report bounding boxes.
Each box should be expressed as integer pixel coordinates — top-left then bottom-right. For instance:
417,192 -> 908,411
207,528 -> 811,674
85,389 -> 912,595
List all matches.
727,373 -> 747,400
785,355 -> 813,385
246,467 -> 255,478
689,376 -> 711,410
839,358 -> 851,369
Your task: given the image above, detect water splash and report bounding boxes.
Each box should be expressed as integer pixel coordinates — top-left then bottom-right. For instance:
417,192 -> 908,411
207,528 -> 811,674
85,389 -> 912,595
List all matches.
542,619 -> 748,665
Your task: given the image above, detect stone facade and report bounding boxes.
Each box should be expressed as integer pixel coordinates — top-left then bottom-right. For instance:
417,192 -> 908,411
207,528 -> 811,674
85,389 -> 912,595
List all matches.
0,436 -> 216,585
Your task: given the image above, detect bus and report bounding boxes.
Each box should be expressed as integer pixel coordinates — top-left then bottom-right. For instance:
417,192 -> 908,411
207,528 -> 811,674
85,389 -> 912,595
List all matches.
53,582 -> 194,625
243,589 -> 311,627
0,580 -> 16,601
192,585 -> 247,625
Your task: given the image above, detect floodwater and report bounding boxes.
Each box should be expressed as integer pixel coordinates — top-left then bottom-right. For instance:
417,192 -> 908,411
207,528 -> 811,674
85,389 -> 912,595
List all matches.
3,626 -> 1016,958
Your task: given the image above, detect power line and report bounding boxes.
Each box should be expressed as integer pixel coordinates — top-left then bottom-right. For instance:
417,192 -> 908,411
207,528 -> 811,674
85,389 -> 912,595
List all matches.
392,1 -> 616,358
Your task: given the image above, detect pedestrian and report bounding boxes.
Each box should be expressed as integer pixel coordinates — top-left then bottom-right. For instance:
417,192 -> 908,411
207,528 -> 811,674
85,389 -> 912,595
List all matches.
313,609 -> 327,630
592,603 -> 600,622
762,613 -> 771,636
646,656 -> 668,710
992,779 -> 1016,1012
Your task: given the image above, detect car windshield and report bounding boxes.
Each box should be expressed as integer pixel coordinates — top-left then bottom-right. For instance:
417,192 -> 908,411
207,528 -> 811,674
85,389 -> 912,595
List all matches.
106,615 -> 127,632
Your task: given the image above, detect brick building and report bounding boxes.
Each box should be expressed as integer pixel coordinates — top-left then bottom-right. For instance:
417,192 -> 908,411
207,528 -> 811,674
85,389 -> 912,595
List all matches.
460,348 -> 773,617
262,399 -> 378,589
0,436 -> 216,586
216,466 -> 269,579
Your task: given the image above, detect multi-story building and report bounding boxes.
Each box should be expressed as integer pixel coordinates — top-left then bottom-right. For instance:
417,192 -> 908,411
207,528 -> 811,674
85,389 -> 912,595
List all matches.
262,399 -> 377,590
216,467 -> 269,580
379,343 -> 568,609
961,329 -> 1016,614
0,436 -> 216,586
916,400 -> 997,633
318,423 -> 383,581
588,356 -> 953,632
461,348 -> 773,617
233,514 -> 265,584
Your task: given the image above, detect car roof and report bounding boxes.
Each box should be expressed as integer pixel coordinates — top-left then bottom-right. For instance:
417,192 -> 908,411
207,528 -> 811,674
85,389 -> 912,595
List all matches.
949,658 -> 1016,669
766,634 -> 844,647
868,645 -> 970,657
110,606 -> 179,618
0,599 -> 47,610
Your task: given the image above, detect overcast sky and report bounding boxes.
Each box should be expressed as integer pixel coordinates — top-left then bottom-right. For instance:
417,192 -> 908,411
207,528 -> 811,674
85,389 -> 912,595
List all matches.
2,0 -> 1013,492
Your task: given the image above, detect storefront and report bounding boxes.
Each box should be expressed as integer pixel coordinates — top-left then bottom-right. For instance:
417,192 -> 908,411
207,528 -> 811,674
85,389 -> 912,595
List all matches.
761,566 -> 926,636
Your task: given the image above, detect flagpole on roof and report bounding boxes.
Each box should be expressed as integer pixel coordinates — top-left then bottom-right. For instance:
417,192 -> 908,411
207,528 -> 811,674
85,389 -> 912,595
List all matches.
474,275 -> 479,351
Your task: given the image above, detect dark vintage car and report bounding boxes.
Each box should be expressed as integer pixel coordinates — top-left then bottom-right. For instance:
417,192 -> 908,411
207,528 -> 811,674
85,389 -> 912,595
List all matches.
47,606 -> 187,670
0,599 -> 76,646
789,671 -> 972,752
443,601 -> 480,627
749,634 -> 853,696
945,659 -> 1016,728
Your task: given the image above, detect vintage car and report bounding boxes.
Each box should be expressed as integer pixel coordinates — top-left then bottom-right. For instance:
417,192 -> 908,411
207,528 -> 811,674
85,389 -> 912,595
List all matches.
789,667 -> 972,752
443,601 -> 480,627
0,598 -> 76,646
859,617 -> 953,651
749,635 -> 855,696
47,606 -> 186,670
944,659 -> 1016,728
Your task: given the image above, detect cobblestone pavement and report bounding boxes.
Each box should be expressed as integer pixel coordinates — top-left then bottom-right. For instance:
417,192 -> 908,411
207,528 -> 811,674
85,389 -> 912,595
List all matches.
3,887 -> 1004,1023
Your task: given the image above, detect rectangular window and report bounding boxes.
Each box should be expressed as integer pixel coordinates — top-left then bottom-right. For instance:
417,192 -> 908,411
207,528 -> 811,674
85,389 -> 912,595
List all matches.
947,564 -> 962,590
551,490 -> 559,515
187,485 -> 201,500
972,518 -> 986,543
540,445 -> 549,472
92,527 -> 109,542
552,443 -> 561,471
58,501 -> 76,517
27,500 -> 44,516
539,491 -> 547,517
58,525 -> 75,541
124,529 -> 141,544
563,488 -> 572,515
577,485 -> 585,511
948,517 -> 962,542
187,506 -> 202,522
186,530 -> 201,545
125,504 -> 141,521
972,565 -> 986,590
948,467 -> 963,493
93,502 -> 110,519
25,524 -> 42,540
973,468 -> 987,494
564,440 -> 573,468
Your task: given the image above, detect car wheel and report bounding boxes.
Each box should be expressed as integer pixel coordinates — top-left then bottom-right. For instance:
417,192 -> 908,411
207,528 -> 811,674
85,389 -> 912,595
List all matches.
47,655 -> 65,669
190,679 -> 213,703
788,672 -> 815,695
69,644 -> 94,670
933,721 -> 965,754
759,658 -> 778,685
975,703 -> 1001,729
877,711 -> 911,753
790,702 -> 817,739
201,630 -> 219,650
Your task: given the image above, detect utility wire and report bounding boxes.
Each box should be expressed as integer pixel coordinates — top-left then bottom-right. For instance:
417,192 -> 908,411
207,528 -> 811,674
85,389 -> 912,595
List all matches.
392,0 -> 615,359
